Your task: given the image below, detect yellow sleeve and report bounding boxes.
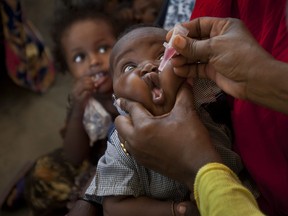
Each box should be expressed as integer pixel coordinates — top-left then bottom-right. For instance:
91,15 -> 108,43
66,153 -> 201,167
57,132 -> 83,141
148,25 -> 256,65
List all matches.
194,163 -> 264,216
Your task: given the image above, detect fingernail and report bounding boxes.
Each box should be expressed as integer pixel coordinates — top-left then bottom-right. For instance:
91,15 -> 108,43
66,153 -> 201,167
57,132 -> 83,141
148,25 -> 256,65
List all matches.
178,205 -> 187,214
173,35 -> 186,49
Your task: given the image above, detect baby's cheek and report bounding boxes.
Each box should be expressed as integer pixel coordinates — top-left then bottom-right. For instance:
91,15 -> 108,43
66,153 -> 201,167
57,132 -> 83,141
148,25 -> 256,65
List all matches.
114,76 -> 153,108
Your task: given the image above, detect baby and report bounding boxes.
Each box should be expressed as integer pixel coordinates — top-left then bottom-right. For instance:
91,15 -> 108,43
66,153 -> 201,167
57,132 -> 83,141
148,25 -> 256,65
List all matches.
84,25 -> 254,215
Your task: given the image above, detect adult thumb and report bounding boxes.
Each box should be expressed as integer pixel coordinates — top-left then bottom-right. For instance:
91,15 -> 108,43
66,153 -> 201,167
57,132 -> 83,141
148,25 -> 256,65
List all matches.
173,35 -> 210,64
171,83 -> 195,117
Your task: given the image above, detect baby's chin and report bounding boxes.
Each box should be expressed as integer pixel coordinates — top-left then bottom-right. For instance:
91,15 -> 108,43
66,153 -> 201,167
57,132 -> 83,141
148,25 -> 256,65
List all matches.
150,86 -> 177,116
150,97 -> 175,116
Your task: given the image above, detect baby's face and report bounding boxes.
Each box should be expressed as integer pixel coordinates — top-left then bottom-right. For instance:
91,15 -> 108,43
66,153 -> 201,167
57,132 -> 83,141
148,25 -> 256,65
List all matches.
111,27 -> 184,116
61,19 -> 115,93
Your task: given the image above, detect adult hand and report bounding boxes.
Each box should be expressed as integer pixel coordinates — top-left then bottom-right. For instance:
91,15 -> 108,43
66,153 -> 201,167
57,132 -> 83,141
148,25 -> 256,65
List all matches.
168,17 -> 273,101
115,84 -> 222,189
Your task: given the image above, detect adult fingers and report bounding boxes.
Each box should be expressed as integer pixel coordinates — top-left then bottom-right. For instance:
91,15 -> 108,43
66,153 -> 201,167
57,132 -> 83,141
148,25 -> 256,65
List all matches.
167,17 -> 238,67
118,97 -> 153,121
170,83 -> 195,117
115,114 -> 132,141
175,201 -> 200,216
172,18 -> 242,62
114,99 -> 152,151
172,36 -> 211,65
171,58 -> 213,80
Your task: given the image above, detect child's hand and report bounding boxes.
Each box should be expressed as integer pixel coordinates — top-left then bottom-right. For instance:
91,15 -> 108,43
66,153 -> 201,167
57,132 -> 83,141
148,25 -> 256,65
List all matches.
175,201 -> 200,216
70,76 -> 96,108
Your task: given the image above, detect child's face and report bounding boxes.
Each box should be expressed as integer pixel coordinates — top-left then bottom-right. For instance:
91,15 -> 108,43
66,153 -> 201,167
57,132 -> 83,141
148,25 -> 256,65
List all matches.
133,0 -> 163,24
111,27 -> 185,116
62,19 -> 115,93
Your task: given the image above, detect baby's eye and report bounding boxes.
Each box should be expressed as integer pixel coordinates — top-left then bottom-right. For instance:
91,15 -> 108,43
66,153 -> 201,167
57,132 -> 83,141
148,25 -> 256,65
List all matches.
158,52 -> 164,60
73,53 -> 86,63
123,64 -> 136,73
98,45 -> 110,54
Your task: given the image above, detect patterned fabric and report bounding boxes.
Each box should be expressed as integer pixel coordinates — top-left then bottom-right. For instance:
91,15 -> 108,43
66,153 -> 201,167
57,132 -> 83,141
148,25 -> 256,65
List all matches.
84,79 -> 252,204
0,0 -> 55,93
25,148 -> 95,216
163,0 -> 195,30
85,128 -> 190,203
25,96 -> 109,215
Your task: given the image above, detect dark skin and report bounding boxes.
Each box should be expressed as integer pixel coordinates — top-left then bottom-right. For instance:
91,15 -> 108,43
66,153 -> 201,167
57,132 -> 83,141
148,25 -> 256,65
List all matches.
105,0 -> 135,26
66,200 -> 101,216
67,17 -> 282,216
132,0 -> 163,24
66,174 -> 102,216
61,19 -> 118,216
63,81 -> 117,165
115,16 -> 288,185
114,17 -> 288,215
104,27 -> 197,216
115,84 -> 221,191
69,28 -> 197,216
170,18 -> 288,115
61,19 -> 118,166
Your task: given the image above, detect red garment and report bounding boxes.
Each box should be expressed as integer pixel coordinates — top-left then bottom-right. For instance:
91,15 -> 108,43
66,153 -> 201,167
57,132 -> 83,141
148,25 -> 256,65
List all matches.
191,1 -> 288,215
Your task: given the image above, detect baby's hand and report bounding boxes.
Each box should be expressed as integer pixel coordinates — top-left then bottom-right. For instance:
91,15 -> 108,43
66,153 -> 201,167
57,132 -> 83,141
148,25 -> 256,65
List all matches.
175,201 -> 200,216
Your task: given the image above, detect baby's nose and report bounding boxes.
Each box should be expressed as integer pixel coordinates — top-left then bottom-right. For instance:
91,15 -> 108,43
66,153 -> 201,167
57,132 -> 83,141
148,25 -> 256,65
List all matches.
140,62 -> 158,76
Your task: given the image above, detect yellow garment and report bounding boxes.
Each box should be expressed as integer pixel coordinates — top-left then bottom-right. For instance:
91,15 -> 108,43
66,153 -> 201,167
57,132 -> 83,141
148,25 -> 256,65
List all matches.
194,163 -> 264,216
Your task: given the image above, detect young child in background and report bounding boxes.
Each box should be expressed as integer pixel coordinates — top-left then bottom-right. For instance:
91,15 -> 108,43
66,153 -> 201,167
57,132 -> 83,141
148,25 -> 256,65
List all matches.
83,25 -> 258,215
60,0 -> 136,26
132,0 -> 164,24
24,3 -> 127,216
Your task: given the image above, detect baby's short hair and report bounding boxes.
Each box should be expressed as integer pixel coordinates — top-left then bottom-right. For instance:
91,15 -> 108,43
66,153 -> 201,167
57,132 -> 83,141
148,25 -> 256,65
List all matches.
116,23 -> 162,42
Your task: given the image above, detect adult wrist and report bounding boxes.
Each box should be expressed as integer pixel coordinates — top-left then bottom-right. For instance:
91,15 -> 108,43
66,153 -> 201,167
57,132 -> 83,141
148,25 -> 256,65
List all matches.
246,57 -> 288,114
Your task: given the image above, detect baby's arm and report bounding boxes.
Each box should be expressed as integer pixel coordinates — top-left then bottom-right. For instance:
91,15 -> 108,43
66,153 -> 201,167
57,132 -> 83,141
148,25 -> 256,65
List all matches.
103,195 -> 174,216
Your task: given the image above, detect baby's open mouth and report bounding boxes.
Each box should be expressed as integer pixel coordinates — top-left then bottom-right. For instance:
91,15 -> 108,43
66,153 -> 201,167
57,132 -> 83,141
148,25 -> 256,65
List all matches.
142,72 -> 164,104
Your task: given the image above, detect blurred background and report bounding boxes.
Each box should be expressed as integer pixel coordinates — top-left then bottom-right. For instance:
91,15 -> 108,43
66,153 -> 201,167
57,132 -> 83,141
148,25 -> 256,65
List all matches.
0,0 -> 72,215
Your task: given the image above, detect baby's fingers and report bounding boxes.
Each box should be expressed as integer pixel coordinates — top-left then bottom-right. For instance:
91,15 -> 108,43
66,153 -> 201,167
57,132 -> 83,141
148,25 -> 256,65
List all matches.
175,201 -> 200,216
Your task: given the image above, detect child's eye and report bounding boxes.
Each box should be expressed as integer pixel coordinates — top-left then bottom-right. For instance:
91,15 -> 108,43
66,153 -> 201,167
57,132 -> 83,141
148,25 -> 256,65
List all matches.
98,45 -> 110,54
73,53 -> 86,63
123,64 -> 136,73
